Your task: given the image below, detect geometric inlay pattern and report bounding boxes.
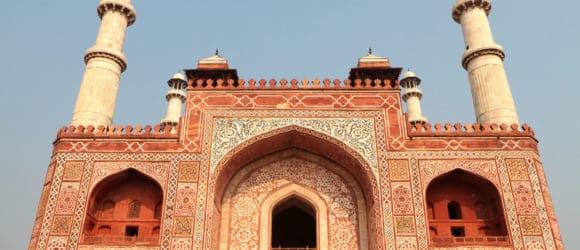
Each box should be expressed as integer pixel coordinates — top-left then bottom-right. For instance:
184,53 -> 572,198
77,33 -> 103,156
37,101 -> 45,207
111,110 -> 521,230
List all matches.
396,236 -> 418,250
524,236 -> 546,250
54,182 -> 79,215
173,217 -> 194,236
419,159 -> 499,187
520,216 -> 542,235
513,182 -> 537,214
506,158 -> 529,180
47,236 -> 67,250
392,183 -> 413,214
394,216 -> 415,235
178,162 -> 199,182
175,183 -> 197,216
62,161 -> 84,181
90,161 -> 170,190
50,216 -> 72,235
389,159 -> 410,181
171,238 -> 193,250
211,117 -> 378,173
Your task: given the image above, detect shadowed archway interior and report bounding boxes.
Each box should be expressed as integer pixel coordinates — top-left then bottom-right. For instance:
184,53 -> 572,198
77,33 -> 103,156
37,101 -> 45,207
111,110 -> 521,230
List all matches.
271,197 -> 317,248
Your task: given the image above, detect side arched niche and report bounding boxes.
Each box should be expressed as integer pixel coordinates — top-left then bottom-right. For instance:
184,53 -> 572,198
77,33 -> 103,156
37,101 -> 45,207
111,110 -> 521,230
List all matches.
81,168 -> 163,246
426,169 -> 509,247
210,126 -> 379,249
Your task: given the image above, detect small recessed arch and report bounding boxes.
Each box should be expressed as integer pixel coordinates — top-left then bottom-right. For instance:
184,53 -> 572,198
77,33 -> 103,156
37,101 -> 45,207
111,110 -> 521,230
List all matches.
259,183 -> 329,250
426,169 -> 508,242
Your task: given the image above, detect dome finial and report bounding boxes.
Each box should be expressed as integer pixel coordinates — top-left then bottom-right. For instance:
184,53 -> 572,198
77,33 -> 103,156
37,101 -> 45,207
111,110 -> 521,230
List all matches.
215,48 -> 220,56
368,47 -> 372,55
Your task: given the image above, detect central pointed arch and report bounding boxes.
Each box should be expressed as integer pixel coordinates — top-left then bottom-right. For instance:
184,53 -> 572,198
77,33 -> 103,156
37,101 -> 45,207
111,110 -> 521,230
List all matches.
259,184 -> 328,250
211,125 -> 378,208
210,125 -> 381,249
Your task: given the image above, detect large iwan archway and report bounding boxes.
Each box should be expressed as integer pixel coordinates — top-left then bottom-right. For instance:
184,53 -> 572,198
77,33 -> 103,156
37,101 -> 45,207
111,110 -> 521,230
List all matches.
219,149 -> 367,249
209,127 -> 381,249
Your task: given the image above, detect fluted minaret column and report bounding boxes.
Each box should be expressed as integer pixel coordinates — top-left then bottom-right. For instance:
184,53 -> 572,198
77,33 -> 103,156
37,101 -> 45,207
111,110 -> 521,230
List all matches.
401,71 -> 428,125
160,73 -> 187,131
71,0 -> 136,126
452,0 -> 519,125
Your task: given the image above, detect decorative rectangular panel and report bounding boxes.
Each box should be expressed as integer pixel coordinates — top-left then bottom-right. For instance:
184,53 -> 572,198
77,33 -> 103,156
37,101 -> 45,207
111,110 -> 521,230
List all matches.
394,216 -> 415,235
178,162 -> 199,182
50,216 -> 72,235
62,162 -> 84,181
54,182 -> 80,215
175,183 -> 197,216
173,217 -> 194,236
389,159 -> 410,181
506,158 -> 529,180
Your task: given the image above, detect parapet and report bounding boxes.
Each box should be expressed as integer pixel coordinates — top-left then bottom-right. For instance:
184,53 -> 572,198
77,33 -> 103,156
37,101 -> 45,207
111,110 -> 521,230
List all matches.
55,124 -> 180,141
407,119 -> 536,139
188,78 -> 401,90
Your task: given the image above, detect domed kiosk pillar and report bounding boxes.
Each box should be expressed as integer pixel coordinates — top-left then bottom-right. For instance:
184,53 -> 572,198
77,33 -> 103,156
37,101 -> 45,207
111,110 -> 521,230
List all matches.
160,73 -> 187,132
401,71 -> 428,125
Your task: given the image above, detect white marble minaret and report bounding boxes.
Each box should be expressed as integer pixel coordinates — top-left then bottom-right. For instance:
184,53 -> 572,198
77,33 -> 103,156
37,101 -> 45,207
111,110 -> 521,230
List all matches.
401,71 -> 428,125
71,0 -> 136,126
160,73 -> 187,130
452,0 -> 519,125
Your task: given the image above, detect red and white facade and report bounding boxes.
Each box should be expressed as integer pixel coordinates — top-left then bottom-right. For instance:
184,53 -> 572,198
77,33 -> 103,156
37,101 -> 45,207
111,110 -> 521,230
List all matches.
29,0 -> 563,249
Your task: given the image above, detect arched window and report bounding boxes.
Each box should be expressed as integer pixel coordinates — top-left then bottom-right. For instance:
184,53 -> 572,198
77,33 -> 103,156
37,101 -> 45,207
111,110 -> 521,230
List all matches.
271,197 -> 316,248
426,169 -> 508,246
127,200 -> 141,219
447,201 -> 462,219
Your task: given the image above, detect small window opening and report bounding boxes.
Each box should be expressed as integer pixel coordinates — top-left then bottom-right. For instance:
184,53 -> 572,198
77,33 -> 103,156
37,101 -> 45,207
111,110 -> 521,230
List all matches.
125,226 -> 139,237
448,201 -> 462,219
127,200 -> 141,218
451,226 -> 465,237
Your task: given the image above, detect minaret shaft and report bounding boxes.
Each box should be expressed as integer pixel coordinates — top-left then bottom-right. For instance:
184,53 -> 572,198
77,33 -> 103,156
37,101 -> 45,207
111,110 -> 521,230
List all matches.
401,72 -> 428,125
71,0 -> 135,126
164,97 -> 183,124
454,0 -> 519,125
160,74 -> 187,129
406,96 -> 425,123
94,11 -> 128,51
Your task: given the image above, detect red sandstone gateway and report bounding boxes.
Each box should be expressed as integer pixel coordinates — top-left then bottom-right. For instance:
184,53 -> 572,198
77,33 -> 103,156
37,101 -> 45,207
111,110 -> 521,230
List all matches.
30,0 -> 562,249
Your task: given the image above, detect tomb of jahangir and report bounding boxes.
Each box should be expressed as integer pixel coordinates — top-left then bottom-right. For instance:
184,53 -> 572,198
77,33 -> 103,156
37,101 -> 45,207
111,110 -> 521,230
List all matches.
30,0 -> 563,249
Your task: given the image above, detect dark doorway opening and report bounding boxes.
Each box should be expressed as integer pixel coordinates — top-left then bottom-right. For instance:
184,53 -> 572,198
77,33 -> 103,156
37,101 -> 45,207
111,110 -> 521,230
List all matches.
125,226 -> 139,237
451,226 -> 465,237
271,197 -> 316,248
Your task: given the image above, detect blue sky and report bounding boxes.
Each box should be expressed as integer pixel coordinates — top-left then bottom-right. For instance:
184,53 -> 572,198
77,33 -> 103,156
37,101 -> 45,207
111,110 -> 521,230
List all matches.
1,1 -> 579,248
